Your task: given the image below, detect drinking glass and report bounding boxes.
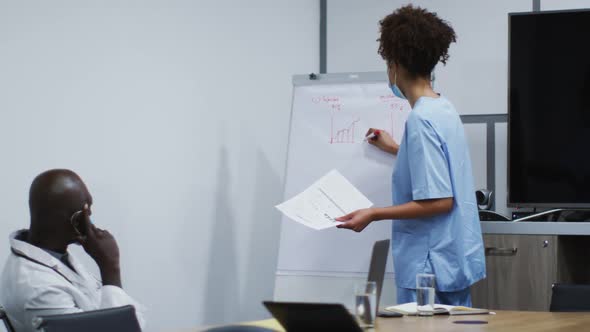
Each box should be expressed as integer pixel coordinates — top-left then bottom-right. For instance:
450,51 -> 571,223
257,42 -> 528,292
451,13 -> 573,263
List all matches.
354,281 -> 377,327
416,273 -> 435,316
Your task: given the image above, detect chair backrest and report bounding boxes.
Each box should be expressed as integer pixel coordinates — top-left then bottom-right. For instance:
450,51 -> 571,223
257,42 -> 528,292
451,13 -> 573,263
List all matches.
0,306 -> 15,332
550,283 -> 590,312
33,305 -> 141,332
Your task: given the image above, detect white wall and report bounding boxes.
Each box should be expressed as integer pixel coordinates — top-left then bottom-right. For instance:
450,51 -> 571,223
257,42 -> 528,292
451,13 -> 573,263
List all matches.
542,0 -> 590,10
0,1 -> 318,331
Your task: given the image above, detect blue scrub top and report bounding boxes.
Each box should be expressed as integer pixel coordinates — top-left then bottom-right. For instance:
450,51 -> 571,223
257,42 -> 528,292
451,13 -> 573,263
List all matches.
391,96 -> 486,292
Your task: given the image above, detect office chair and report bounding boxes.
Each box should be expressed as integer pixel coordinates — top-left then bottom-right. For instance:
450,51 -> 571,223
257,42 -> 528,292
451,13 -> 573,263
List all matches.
0,307 -> 15,332
33,305 -> 141,332
550,283 -> 590,312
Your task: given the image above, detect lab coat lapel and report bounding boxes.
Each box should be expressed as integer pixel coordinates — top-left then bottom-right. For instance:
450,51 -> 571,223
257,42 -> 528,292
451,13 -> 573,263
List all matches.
9,230 -> 86,287
54,254 -> 89,288
67,253 -> 102,291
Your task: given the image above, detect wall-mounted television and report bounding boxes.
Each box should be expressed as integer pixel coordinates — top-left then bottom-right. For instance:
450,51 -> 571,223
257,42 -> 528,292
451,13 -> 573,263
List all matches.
508,9 -> 590,208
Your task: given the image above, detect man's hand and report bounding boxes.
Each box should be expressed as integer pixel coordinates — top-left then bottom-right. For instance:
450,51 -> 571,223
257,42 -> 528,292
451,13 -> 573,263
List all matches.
77,204 -> 122,287
335,208 -> 375,232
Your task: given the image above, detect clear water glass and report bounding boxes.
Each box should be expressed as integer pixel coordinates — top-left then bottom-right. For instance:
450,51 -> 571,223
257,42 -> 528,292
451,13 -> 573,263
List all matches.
416,273 -> 435,316
354,281 -> 377,327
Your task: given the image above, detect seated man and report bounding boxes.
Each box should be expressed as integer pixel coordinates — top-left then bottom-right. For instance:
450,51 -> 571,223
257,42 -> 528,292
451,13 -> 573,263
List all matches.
0,169 -> 145,331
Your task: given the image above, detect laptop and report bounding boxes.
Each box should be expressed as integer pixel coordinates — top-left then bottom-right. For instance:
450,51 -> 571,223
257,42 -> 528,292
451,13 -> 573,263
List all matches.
367,239 -> 390,313
263,302 -> 362,332
263,240 -> 392,331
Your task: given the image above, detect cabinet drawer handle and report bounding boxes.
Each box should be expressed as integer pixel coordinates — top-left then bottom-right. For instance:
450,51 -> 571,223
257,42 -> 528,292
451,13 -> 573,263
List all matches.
485,247 -> 518,256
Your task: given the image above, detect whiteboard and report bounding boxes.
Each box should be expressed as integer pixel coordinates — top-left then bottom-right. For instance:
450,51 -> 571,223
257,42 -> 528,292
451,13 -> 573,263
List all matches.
277,72 -> 410,275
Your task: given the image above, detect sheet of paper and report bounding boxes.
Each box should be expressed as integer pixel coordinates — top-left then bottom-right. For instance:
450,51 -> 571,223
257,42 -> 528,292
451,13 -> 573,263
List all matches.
276,170 -> 373,230
384,302 -> 489,316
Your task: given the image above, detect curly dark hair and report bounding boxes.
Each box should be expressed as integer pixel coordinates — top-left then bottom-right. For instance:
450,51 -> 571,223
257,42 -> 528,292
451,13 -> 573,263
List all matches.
378,5 -> 456,78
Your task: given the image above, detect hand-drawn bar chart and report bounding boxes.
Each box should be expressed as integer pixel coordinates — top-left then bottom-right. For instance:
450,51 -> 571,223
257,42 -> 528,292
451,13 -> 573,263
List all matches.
308,91 -> 409,146
330,117 -> 360,144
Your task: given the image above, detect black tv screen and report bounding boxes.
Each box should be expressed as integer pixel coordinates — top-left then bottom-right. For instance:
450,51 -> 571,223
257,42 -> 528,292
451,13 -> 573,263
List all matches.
508,9 -> 590,208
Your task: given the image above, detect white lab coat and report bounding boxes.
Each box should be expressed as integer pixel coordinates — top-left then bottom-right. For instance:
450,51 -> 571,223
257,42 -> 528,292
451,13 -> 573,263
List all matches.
0,230 -> 145,332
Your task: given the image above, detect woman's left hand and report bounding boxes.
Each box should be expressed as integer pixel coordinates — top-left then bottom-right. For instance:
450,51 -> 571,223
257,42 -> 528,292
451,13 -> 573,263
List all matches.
335,208 -> 375,232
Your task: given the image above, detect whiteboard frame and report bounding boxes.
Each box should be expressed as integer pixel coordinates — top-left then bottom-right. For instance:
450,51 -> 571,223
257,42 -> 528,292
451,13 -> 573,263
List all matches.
293,71 -> 388,86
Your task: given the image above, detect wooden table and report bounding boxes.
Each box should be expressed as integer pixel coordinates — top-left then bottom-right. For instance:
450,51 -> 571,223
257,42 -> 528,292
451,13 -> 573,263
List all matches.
371,311 -> 590,332
175,311 -> 590,332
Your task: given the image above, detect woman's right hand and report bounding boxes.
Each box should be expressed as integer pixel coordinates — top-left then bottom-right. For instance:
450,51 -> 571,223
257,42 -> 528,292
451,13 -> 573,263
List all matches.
366,128 -> 399,155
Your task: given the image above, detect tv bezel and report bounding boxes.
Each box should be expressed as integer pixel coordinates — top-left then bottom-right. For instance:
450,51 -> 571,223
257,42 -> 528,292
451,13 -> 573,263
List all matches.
507,8 -> 590,208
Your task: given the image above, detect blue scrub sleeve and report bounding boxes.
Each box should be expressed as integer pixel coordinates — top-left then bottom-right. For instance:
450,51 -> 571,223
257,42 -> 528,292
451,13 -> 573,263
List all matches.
406,115 -> 453,200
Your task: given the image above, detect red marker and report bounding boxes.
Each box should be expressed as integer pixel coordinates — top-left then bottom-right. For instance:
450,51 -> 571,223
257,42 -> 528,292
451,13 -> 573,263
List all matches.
364,130 -> 380,141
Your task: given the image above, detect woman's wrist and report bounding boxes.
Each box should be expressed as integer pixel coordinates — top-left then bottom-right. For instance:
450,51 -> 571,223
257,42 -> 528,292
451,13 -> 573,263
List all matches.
371,207 -> 394,221
388,143 -> 399,155
391,143 -> 399,155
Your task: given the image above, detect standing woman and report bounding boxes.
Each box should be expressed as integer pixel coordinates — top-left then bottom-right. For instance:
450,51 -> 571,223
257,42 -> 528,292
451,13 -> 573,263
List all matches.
336,5 -> 485,306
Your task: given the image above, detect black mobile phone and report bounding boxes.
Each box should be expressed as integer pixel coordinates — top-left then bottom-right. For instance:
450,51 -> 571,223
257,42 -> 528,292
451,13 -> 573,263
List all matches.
70,210 -> 86,236
377,310 -> 403,318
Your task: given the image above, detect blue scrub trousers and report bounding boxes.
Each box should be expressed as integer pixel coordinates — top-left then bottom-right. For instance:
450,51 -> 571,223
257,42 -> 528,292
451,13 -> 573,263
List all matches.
397,287 -> 472,307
